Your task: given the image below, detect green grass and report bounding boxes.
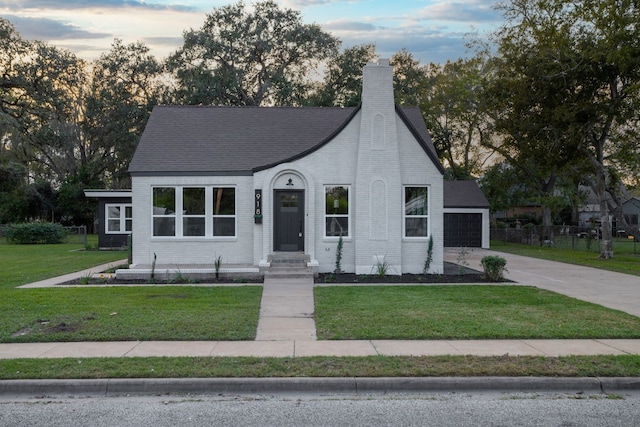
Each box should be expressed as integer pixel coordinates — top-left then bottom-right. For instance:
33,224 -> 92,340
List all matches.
0,236 -> 127,290
0,237 -> 262,342
2,237 -> 640,379
315,285 -> 640,340
1,355 -> 639,379
1,286 -> 262,342
490,240 -> 640,276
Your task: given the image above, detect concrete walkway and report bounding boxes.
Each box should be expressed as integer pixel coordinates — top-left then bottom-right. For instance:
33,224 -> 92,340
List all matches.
3,250 -> 640,359
256,276 -> 316,341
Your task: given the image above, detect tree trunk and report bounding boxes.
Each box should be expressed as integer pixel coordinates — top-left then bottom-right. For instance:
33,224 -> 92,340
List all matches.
541,205 -> 553,243
595,165 -> 614,258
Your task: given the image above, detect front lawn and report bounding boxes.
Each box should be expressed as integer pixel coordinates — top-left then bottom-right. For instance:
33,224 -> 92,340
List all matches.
0,237 -> 127,290
315,285 -> 640,340
1,286 -> 262,342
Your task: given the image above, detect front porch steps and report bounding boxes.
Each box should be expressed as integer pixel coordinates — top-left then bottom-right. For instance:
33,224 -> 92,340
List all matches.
264,253 -> 315,279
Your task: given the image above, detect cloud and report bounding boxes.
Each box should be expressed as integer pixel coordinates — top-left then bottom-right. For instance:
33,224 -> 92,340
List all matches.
323,20 -> 378,32
416,0 -> 501,23
0,0 -> 197,12
4,14 -> 111,40
281,0 -> 350,6
325,19 -> 481,64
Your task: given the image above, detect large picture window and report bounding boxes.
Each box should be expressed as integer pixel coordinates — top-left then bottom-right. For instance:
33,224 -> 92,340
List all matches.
404,186 -> 429,237
325,185 -> 349,237
152,186 -> 236,238
106,204 -> 132,234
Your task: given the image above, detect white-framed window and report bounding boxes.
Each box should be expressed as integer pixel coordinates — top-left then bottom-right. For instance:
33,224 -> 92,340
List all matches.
183,187 -> 206,236
404,186 -> 429,238
212,187 -> 236,237
105,204 -> 132,234
152,186 -> 236,238
325,185 -> 349,237
153,187 -> 176,236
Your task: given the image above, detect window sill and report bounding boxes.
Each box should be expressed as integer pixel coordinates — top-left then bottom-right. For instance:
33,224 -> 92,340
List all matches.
150,237 -> 238,242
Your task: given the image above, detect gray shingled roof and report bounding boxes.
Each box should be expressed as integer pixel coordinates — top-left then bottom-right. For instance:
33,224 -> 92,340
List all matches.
443,180 -> 490,208
129,105 -> 442,176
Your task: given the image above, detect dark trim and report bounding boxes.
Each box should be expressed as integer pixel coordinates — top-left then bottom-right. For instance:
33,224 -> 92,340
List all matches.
395,105 -> 446,175
129,170 -> 254,177
444,205 -> 490,209
253,105 -> 362,173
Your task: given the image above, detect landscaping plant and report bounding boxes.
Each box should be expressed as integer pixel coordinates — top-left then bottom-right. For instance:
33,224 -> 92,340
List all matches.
480,256 -> 508,281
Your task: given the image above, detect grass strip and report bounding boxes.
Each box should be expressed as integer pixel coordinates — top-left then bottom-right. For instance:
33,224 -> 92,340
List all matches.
490,240 -> 640,277
1,355 -> 639,379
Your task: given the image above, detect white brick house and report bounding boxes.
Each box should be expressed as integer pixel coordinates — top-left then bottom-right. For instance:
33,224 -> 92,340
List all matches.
127,60 -> 446,275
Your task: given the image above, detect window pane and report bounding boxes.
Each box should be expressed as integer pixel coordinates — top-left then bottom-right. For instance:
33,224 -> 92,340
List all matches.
213,217 -> 235,236
326,186 -> 348,214
153,188 -> 175,214
326,217 -> 348,237
405,187 -> 428,216
213,188 -> 235,215
125,206 -> 132,218
183,217 -> 205,236
125,219 -> 132,232
405,217 -> 428,237
107,206 -> 120,219
183,187 -> 205,215
107,219 -> 120,232
153,217 -> 175,236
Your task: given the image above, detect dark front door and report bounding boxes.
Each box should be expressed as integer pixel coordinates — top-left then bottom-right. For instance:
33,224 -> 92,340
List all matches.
274,190 -> 305,252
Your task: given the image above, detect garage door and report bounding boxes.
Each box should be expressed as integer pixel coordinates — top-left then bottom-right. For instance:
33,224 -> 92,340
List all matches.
444,213 -> 482,247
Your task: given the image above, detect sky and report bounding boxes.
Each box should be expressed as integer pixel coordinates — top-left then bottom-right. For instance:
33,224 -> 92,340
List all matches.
0,0 -> 504,64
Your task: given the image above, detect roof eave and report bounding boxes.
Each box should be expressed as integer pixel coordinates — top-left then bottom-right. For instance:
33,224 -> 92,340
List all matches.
253,105 -> 362,173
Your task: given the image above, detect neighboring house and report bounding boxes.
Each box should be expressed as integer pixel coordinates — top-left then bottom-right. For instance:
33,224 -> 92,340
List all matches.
622,197 -> 640,232
83,189 -> 132,249
443,180 -> 490,248
126,60 -> 452,276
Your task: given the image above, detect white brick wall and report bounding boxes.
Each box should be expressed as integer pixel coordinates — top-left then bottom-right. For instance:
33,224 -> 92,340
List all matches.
131,175 -> 254,267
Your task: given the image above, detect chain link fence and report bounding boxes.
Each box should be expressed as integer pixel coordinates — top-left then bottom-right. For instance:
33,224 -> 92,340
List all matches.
491,225 -> 638,254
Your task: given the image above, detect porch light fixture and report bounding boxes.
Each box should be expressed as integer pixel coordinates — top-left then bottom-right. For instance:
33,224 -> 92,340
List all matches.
286,178 -> 294,186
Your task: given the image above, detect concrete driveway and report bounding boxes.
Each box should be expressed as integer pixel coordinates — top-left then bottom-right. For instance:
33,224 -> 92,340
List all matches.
444,248 -> 640,317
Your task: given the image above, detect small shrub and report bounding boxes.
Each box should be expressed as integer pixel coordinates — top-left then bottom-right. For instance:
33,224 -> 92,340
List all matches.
372,255 -> 390,277
334,235 -> 343,274
4,222 -> 66,244
480,256 -> 508,282
423,235 -> 434,274
79,273 -> 92,285
214,255 -> 222,280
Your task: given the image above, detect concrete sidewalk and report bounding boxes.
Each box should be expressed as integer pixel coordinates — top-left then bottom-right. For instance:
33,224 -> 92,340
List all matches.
1,338 -> 640,359
4,250 -> 640,359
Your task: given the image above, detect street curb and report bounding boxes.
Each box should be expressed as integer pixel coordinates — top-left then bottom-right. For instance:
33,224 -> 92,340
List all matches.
1,377 -> 639,397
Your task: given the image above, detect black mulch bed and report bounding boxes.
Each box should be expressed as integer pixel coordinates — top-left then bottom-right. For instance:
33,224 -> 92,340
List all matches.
315,263 -> 502,284
61,263 -> 508,285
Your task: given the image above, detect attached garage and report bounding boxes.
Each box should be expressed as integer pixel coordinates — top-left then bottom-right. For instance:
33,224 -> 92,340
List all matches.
443,180 -> 490,248
444,212 -> 483,247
